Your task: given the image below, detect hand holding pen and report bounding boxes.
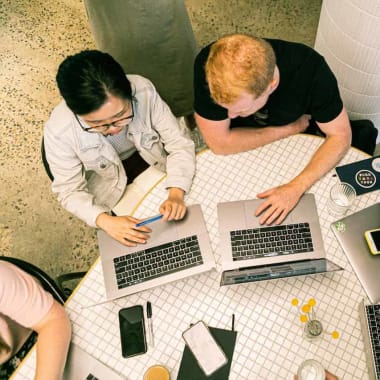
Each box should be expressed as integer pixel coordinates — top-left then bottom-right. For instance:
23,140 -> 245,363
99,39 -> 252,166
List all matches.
96,213 -> 151,247
109,213 -> 163,247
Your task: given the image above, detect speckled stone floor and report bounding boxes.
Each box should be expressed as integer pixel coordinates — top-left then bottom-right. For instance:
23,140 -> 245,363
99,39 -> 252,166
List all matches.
0,0 -> 323,282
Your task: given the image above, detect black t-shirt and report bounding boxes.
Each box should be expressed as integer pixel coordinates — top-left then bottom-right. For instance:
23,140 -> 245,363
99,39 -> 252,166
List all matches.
194,39 -> 343,128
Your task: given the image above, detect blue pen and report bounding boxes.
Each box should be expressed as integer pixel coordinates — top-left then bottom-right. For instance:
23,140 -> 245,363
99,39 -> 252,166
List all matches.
135,214 -> 163,227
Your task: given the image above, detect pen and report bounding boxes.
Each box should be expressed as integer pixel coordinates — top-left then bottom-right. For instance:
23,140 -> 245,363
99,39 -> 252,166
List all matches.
135,214 -> 163,227
147,301 -> 154,347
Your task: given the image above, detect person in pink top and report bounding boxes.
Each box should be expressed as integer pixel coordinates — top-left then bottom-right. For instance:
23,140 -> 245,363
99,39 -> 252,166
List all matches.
0,261 -> 71,379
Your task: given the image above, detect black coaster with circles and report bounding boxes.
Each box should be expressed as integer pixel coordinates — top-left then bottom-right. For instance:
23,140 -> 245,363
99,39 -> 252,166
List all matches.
335,155 -> 380,195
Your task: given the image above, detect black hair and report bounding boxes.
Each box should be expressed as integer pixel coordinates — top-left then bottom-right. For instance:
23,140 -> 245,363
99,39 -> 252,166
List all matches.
56,50 -> 132,115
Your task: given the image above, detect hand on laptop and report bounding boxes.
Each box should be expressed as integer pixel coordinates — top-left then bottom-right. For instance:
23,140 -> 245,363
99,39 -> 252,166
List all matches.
255,182 -> 304,225
96,213 -> 151,247
294,369 -> 338,380
160,187 -> 187,221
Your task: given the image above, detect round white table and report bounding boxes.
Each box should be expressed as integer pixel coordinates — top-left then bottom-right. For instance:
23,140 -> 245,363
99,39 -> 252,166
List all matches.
14,135 -> 380,380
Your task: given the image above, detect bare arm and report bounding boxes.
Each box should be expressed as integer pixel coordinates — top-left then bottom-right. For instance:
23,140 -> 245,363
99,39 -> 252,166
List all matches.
33,300 -> 71,380
195,112 -> 310,155
256,108 -> 351,224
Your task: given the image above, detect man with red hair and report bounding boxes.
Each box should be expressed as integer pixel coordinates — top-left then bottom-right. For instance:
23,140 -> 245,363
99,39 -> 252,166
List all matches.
194,34 -> 351,225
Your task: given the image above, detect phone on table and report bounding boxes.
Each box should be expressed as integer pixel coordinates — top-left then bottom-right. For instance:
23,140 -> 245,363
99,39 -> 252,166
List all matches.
182,320 -> 227,376
365,228 -> 380,255
119,305 -> 147,358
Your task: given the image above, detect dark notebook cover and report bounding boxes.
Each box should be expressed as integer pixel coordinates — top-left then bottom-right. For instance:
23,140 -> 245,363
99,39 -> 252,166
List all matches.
335,155 -> 380,195
177,326 -> 237,380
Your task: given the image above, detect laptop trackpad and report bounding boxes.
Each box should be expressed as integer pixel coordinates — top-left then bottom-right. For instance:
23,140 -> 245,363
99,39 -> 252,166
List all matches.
241,199 -> 296,228
147,205 -> 202,246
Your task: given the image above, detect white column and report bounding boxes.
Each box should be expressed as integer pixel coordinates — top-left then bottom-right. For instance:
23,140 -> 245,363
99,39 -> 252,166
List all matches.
314,0 -> 380,142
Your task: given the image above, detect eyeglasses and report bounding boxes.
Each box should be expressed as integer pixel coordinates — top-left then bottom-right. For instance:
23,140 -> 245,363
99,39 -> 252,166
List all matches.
75,102 -> 134,133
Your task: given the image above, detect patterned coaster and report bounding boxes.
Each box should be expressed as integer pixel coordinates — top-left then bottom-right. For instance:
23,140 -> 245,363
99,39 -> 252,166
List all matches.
336,156 -> 380,195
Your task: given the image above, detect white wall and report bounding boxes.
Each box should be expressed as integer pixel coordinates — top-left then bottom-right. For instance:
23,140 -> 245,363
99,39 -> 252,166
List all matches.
314,0 -> 380,142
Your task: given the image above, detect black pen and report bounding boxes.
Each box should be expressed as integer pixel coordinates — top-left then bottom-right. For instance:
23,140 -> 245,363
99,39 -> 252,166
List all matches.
147,301 -> 154,347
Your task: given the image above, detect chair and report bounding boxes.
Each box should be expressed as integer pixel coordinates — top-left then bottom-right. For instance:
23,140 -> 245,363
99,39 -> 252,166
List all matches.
40,138 -> 86,296
41,137 -> 54,181
0,256 -> 67,304
350,119 -> 378,156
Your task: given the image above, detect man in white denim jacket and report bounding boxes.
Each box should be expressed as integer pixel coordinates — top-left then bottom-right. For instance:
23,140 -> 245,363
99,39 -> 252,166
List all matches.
44,50 -> 195,247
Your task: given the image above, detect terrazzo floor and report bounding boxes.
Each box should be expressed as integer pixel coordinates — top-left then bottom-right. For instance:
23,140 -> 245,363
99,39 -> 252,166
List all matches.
0,0 -> 323,282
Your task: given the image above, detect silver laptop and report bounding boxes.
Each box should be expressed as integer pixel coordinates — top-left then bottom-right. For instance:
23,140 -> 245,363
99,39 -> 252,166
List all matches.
218,193 -> 343,285
63,343 -> 124,380
98,204 -> 215,300
331,203 -> 380,303
359,300 -> 380,380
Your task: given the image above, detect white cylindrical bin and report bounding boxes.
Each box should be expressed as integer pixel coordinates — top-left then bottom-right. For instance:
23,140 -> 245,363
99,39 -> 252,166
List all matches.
314,0 -> 380,142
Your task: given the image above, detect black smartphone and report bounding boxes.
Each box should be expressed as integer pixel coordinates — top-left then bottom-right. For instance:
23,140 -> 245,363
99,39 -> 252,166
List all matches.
118,305 -> 147,358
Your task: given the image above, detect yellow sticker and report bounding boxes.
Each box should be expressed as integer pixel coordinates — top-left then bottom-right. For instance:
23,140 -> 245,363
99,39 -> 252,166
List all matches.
308,298 -> 316,307
302,304 -> 311,313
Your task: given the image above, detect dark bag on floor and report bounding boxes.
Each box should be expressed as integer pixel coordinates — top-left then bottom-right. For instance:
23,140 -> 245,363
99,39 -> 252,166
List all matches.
350,119 -> 378,155
305,119 -> 378,155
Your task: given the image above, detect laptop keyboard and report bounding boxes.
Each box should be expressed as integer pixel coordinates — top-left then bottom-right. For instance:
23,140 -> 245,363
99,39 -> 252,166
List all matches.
231,223 -> 314,261
114,235 -> 203,289
365,304 -> 380,377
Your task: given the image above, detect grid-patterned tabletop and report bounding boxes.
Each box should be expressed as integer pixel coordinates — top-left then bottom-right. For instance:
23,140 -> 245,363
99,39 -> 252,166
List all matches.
13,135 -> 380,379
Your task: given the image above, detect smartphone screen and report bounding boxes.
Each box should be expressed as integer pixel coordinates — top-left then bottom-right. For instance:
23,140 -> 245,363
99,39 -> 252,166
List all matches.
182,321 -> 227,376
365,229 -> 380,254
370,230 -> 380,251
119,305 -> 147,358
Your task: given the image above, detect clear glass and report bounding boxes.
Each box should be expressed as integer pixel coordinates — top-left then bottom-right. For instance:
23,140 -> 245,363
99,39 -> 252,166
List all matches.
328,182 -> 356,216
303,319 -> 323,341
297,359 -> 325,380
